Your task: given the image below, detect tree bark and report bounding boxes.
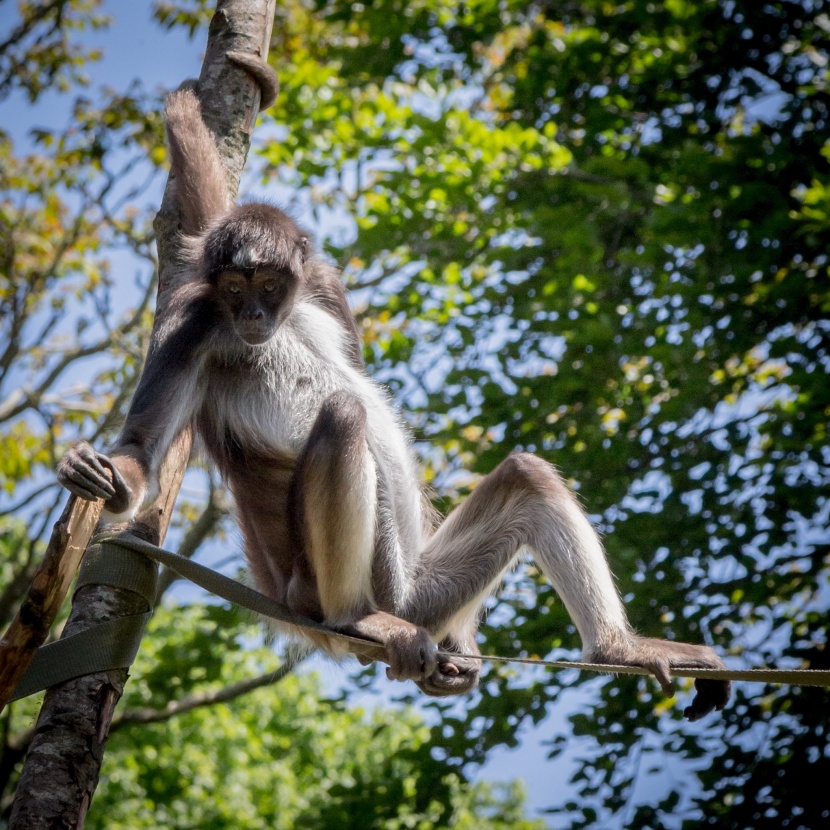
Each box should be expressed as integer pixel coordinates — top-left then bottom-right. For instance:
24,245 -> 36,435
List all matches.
8,2 -> 276,826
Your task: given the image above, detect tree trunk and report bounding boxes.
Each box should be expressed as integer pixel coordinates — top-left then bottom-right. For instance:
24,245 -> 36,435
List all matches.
8,2 -> 276,826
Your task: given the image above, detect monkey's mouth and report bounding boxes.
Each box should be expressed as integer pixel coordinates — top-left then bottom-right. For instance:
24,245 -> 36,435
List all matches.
236,323 -> 278,346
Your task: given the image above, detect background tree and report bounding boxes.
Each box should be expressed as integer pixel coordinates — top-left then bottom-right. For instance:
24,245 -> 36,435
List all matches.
258,1 -> 829,826
1,1 -> 828,828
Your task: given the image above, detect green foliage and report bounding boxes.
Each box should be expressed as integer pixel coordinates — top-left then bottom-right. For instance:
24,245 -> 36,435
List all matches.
86,606 -> 545,830
0,0 -> 110,104
257,1 -> 830,826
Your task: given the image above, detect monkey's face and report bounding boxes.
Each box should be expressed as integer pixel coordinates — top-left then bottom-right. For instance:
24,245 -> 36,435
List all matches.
216,269 -> 296,345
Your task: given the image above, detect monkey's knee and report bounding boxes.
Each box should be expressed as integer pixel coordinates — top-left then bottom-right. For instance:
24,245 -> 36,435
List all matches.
492,452 -> 568,497
298,391 -> 374,496
308,391 -> 369,456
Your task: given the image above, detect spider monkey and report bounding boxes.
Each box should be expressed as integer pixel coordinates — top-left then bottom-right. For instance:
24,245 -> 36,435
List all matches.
58,53 -> 730,720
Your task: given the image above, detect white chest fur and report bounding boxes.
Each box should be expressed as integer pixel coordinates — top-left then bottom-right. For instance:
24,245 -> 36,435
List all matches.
201,302 -> 410,463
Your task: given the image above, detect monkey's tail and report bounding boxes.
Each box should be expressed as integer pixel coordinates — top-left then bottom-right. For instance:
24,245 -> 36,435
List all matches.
164,85 -> 232,235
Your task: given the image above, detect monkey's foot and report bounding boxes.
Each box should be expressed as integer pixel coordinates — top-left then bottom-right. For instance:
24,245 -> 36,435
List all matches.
416,654 -> 481,697
383,625 -> 438,683
590,635 -> 731,721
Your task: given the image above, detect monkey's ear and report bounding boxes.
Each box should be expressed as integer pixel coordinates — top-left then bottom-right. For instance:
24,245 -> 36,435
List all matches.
291,234 -> 311,275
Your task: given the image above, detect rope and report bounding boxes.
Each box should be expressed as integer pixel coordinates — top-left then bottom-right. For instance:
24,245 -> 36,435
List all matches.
11,532 -> 830,701
438,654 -> 830,686
101,534 -> 830,688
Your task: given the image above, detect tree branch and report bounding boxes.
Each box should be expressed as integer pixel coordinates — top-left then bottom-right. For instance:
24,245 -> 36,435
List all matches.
111,654 -> 305,732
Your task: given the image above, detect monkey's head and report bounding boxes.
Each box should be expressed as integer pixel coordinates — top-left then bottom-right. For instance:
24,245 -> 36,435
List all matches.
204,203 -> 310,346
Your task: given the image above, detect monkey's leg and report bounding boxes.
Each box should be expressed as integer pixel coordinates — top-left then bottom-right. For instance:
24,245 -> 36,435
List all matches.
288,390 -> 437,682
403,453 -> 730,718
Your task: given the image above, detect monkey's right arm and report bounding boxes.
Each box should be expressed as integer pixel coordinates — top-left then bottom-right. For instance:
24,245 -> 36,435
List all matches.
58,290 -> 214,522
59,51 -> 277,518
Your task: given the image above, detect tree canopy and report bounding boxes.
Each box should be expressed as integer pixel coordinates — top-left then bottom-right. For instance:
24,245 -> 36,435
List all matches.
1,1 -> 828,828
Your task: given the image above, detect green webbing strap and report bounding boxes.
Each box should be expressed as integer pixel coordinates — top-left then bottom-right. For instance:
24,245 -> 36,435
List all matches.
107,534 -> 386,656
76,538 -> 159,607
11,532 -> 830,701
10,538 -> 159,703
9,613 -> 152,702
11,533 -> 385,702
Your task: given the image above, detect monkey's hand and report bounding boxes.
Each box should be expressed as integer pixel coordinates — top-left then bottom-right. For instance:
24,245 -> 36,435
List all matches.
57,440 -> 133,515
590,635 -> 731,722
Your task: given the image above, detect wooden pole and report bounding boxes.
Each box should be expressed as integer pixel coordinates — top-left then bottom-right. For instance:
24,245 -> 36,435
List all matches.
8,1 -> 276,826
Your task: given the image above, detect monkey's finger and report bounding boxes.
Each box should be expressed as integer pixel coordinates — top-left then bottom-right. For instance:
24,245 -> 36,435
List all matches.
58,474 -> 111,502
69,461 -> 116,496
385,661 -> 409,682
683,702 -> 710,722
684,696 -> 715,722
384,645 -> 407,680
62,470 -> 116,500
683,679 -> 731,721
95,454 -> 129,493
421,644 -> 438,678
72,444 -> 116,483
58,455 -> 116,497
88,452 -> 117,485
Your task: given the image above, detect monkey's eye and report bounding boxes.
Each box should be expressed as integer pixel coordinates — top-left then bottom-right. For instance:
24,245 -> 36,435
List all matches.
263,281 -> 277,293
226,283 -> 243,295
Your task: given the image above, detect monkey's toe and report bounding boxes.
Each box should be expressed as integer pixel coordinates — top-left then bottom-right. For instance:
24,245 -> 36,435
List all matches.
384,626 -> 437,682
592,636 -> 731,720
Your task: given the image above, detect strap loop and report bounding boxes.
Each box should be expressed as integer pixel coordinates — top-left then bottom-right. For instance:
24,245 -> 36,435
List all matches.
9,614 -> 152,702
76,538 -> 159,607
